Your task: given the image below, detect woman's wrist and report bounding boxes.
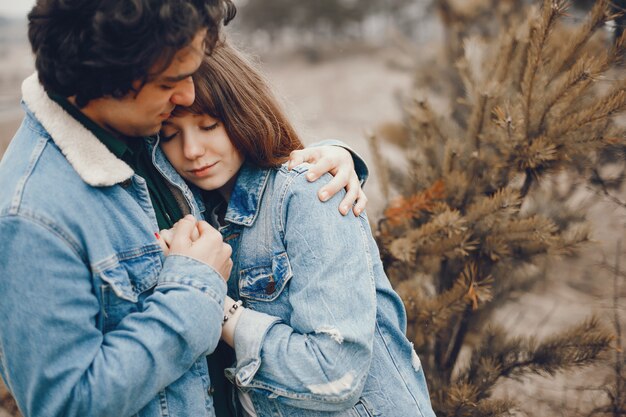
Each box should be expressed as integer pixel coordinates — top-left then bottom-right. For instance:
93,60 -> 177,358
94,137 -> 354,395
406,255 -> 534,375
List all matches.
222,295 -> 244,347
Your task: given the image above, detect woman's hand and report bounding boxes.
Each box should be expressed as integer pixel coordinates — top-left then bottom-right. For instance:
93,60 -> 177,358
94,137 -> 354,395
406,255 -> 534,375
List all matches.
288,146 -> 367,216
157,215 -> 232,281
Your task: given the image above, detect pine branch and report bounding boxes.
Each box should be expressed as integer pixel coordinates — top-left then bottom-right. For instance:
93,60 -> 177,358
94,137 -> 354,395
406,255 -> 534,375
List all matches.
462,317 -> 612,397
507,317 -> 612,377
590,168 -> 626,209
437,382 -> 516,417
547,0 -> 610,77
493,29 -> 518,84
383,180 -> 445,226
366,132 -> 391,204
521,0 -> 567,138
535,53 -> 600,133
549,88 -> 626,139
465,188 -> 522,230
399,275 -> 470,338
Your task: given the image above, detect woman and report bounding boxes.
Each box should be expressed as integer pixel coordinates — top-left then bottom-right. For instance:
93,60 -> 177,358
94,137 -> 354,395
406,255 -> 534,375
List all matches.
157,41 -> 436,417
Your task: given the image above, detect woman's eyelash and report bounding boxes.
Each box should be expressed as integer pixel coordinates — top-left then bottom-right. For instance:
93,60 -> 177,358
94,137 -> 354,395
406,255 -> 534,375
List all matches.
200,122 -> 219,131
160,131 -> 178,141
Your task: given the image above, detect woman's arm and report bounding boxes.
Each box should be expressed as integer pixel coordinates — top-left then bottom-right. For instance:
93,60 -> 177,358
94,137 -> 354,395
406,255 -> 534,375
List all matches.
226,167 -> 377,411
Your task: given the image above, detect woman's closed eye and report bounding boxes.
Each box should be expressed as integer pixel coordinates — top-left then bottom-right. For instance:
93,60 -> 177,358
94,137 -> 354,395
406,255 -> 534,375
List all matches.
200,122 -> 219,132
160,130 -> 179,142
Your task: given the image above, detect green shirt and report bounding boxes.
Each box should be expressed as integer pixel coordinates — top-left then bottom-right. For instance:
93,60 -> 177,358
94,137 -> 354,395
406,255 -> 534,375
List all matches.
48,94 -> 235,417
48,94 -> 183,230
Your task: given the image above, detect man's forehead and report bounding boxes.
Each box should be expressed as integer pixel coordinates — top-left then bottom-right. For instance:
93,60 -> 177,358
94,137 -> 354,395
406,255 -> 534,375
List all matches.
156,31 -> 206,81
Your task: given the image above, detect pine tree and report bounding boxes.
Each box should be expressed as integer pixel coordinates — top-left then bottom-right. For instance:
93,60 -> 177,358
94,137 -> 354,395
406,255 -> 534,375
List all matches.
370,1 -> 624,414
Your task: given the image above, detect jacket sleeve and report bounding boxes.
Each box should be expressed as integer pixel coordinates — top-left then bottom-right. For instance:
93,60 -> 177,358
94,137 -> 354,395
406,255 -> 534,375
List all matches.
231,169 -> 376,411
0,214 -> 226,417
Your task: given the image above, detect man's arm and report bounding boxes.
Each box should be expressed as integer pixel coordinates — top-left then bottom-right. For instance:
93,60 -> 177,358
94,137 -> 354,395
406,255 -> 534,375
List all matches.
288,141 -> 369,216
0,215 -> 228,417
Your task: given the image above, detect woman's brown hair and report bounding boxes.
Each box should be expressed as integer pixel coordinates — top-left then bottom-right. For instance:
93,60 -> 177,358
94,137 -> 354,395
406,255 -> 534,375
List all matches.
173,41 -> 304,168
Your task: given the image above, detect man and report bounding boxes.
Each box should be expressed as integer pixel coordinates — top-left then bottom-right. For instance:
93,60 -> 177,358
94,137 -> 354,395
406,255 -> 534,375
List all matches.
0,1 -> 367,416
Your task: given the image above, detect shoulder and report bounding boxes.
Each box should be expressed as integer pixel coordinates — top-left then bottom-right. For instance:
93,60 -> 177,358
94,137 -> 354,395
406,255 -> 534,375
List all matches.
274,163 -> 339,200
269,164 -> 351,233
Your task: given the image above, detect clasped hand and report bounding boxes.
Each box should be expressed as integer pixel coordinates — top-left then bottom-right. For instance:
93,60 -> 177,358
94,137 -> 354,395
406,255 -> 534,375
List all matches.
157,215 -> 233,281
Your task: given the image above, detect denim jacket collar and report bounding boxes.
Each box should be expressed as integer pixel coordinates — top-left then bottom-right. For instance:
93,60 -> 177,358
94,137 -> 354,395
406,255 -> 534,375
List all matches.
149,139 -> 207,216
223,162 -> 271,227
21,73 -> 134,187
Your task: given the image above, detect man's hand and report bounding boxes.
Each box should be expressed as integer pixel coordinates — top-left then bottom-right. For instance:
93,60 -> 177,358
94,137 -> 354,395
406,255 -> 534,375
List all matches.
164,215 -> 232,281
288,146 -> 367,216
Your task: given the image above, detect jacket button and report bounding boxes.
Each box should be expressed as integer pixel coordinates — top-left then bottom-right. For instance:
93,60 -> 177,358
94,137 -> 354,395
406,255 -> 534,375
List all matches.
120,179 -> 132,188
265,280 -> 276,295
208,386 -> 215,395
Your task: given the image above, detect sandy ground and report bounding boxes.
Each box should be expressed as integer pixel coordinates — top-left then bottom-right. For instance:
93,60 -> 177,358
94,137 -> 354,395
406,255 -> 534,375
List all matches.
1,44 -> 625,416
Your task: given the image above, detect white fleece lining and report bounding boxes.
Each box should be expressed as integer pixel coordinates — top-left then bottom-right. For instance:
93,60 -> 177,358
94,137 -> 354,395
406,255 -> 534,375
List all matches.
21,73 -> 134,187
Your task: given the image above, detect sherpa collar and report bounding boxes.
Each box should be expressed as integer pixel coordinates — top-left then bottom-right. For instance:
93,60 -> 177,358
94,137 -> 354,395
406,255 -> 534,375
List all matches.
21,73 -> 134,187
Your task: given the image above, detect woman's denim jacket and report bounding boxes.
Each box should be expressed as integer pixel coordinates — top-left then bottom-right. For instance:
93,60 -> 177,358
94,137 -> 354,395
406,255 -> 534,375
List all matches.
215,162 -> 436,417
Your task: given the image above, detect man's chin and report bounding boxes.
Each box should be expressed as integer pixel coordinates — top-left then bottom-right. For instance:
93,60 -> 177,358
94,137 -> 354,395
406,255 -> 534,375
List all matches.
126,124 -> 162,138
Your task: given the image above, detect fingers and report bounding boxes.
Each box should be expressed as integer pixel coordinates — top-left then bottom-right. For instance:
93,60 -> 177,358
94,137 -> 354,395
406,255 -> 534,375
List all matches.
306,156 -> 336,184
191,220 -> 233,281
288,148 -> 322,170
159,228 -> 175,247
169,215 -> 196,248
317,163 -> 351,205
155,232 -> 170,254
352,188 -> 368,216
197,221 -> 229,255
337,171 -> 361,215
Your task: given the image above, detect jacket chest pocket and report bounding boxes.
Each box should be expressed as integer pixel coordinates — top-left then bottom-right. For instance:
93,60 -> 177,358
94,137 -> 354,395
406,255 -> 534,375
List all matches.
96,248 -> 162,333
238,252 -> 292,312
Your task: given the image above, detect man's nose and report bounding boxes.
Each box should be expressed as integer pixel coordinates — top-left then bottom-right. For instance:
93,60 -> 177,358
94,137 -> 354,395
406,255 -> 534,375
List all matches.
171,77 -> 195,107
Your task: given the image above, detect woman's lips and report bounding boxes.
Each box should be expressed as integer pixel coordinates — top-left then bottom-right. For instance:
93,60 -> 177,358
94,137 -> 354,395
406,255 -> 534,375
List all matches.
189,162 -> 218,178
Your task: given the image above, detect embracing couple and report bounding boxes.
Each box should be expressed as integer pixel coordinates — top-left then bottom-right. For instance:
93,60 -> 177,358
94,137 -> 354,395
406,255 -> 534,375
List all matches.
0,1 -> 436,416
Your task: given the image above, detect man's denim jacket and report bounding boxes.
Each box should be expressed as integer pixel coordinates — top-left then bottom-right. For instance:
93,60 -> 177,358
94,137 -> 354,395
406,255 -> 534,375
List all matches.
213,162 -> 437,417
0,74 -> 235,417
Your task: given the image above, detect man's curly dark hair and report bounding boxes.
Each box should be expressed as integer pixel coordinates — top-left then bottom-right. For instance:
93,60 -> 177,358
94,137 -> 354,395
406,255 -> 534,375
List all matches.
28,0 -> 236,107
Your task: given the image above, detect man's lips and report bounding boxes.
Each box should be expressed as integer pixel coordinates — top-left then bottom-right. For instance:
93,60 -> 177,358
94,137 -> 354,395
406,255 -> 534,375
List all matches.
160,107 -> 175,119
188,162 -> 219,177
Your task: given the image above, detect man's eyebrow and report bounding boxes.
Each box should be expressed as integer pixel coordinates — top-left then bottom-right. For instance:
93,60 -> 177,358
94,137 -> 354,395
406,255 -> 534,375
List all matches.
159,71 -> 195,83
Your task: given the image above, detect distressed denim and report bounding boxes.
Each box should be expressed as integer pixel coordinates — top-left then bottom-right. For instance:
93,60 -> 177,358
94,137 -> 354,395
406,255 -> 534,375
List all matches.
214,163 -> 437,417
0,99 -> 227,417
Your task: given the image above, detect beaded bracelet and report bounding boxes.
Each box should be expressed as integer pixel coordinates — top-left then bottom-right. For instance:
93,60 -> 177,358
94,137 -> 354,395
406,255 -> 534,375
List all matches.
222,300 -> 243,326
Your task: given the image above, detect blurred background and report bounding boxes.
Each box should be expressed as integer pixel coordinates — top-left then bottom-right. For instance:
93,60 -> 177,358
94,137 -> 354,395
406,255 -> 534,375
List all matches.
2,1 -> 626,416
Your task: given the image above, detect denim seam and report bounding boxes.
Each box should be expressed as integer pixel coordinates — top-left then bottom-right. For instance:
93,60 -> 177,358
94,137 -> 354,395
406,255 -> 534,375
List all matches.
0,210 -> 86,261
157,280 -> 224,304
374,322 -> 424,416
276,168 -> 308,240
240,377 -> 361,404
9,136 -> 48,214
92,246 -> 163,273
22,110 -> 49,137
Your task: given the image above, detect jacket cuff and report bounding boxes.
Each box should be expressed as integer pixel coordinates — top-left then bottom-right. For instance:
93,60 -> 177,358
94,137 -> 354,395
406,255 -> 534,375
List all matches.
157,254 -> 227,305
311,139 -> 369,186
226,308 -> 281,387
